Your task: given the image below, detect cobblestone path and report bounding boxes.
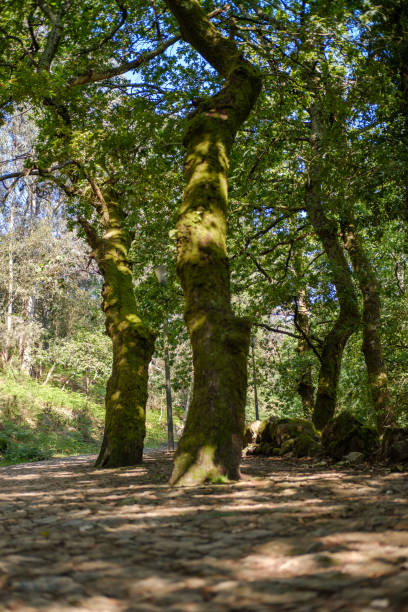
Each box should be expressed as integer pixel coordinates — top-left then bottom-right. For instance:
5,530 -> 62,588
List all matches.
1,452 -> 408,611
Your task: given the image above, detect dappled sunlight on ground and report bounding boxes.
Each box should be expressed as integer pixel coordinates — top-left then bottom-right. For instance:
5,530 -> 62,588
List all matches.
0,452 -> 407,611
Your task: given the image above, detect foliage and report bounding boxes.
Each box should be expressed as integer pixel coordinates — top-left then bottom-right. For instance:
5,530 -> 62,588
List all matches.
0,0 -> 407,467
44,328 -> 112,387
0,368 -> 104,464
0,368 -> 183,465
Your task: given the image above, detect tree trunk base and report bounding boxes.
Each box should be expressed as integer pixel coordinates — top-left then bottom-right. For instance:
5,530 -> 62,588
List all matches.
169,316 -> 250,486
169,437 -> 242,486
95,433 -> 144,468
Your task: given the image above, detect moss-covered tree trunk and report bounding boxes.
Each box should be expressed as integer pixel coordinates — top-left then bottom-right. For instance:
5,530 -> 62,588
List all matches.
341,220 -> 395,430
306,103 -> 360,431
307,195 -> 360,431
80,194 -> 155,468
165,0 -> 262,485
296,290 -> 315,419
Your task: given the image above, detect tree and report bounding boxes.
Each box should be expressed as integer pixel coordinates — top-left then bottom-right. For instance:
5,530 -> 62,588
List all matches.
164,0 -> 262,485
214,0 -> 397,431
0,0 -> 182,466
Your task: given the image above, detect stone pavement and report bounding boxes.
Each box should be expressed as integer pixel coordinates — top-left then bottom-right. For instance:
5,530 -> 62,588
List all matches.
0,451 -> 408,611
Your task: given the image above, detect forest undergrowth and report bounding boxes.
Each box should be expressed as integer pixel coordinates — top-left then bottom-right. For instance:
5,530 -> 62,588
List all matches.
0,369 -> 175,466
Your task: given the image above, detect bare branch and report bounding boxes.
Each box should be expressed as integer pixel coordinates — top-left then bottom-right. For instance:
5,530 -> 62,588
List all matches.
106,82 -> 170,95
255,322 -> 300,340
258,228 -> 309,256
0,153 -> 31,166
0,160 -> 76,184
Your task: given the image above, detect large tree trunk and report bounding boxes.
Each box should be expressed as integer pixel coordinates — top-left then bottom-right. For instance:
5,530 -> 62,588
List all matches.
307,103 -> 360,431
80,196 -> 155,468
341,220 -> 395,430
165,0 -> 262,485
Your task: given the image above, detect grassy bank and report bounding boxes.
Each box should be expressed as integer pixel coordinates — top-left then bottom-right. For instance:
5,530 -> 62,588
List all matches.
0,370 -> 176,465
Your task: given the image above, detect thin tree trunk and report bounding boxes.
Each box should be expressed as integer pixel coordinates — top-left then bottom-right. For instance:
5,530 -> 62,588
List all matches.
341,220 -> 395,430
62,375 -> 73,391
182,381 -> 193,431
163,319 -> 174,451
3,197 -> 15,364
165,0 -> 262,485
306,103 -> 360,431
295,290 -> 314,419
43,362 -> 56,385
80,195 -> 155,468
21,295 -> 35,374
251,338 -> 260,420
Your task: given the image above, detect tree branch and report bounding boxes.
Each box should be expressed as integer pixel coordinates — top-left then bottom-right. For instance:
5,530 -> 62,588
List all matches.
247,252 -> 273,283
77,215 -> 100,251
76,2 -> 128,57
293,298 -> 322,362
245,212 -> 295,249
164,0 -> 239,77
27,11 -> 40,53
37,1 -> 71,70
0,160 -> 76,183
258,228 -> 309,256
254,322 -> 301,340
69,35 -> 181,86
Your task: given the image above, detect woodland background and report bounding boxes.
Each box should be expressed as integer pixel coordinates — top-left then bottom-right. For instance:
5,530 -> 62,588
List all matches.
0,0 -> 407,470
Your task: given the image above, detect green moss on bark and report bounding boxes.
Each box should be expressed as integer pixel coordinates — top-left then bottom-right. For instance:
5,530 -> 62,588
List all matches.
86,198 -> 155,469
166,1 -> 262,486
341,220 -> 395,431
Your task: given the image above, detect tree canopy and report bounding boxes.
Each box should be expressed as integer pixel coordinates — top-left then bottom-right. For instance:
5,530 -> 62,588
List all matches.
0,0 -> 407,483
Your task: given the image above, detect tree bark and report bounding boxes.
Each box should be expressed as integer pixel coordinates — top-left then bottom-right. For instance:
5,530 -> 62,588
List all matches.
307,103 -> 360,431
2,196 -> 15,365
295,290 -> 315,419
20,294 -> 35,374
165,0 -> 262,485
341,219 -> 395,430
43,362 -> 56,385
80,195 -> 155,468
163,319 -> 174,451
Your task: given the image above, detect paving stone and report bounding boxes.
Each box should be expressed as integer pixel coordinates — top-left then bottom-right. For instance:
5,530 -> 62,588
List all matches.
11,576 -> 80,594
0,453 -> 407,611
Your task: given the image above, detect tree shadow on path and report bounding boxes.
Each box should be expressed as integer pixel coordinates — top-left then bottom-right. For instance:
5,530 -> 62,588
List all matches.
0,452 -> 407,611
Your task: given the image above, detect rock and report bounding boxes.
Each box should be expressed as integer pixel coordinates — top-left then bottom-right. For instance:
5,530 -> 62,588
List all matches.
381,427 -> 408,462
244,417 -> 321,457
243,420 -> 264,446
280,438 -> 295,455
293,433 -> 321,458
322,411 -> 379,460
342,451 -> 365,464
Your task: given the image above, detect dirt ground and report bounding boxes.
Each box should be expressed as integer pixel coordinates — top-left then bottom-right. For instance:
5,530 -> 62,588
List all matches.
0,451 -> 408,612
